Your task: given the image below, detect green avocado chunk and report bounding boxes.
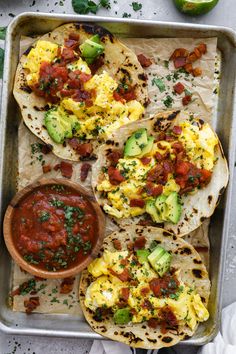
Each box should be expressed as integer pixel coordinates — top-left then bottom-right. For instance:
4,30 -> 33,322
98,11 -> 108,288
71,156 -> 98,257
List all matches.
80,34 -> 104,64
146,199 -> 163,223
124,128 -> 148,157
138,136 -> 154,158
113,308 -> 132,325
165,192 -> 182,224
44,107 -> 80,144
136,249 -> 150,263
148,246 -> 172,277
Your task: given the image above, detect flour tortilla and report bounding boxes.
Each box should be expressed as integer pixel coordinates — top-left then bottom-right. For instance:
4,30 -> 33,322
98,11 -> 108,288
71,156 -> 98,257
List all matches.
13,23 -> 149,161
92,110 -> 229,236
79,225 -> 210,349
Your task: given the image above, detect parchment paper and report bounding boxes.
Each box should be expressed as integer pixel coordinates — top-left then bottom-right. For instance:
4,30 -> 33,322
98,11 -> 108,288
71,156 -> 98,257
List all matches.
12,35 -> 217,313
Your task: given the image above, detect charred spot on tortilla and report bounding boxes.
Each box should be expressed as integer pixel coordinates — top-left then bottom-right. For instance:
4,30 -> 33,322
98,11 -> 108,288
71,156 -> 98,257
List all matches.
180,247 -> 192,255
194,259 -> 202,264
20,85 -> 32,94
162,337 -> 173,343
192,269 -> 203,279
208,195 -> 213,204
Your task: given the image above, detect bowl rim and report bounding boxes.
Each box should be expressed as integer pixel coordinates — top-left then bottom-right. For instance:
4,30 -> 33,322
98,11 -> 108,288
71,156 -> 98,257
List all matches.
3,178 -> 106,279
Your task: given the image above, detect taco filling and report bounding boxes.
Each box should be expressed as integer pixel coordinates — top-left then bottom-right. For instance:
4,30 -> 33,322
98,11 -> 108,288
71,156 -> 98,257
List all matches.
96,119 -> 217,223
22,35 -> 144,144
80,226 -> 210,347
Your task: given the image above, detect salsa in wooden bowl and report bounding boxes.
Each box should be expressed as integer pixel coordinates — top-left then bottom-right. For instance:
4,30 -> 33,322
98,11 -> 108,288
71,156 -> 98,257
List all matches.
3,179 -> 105,278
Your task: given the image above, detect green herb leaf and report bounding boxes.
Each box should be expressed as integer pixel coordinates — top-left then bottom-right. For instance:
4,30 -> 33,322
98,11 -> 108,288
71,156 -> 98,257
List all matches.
39,211 -> 51,222
0,27 -> 7,40
131,2 -> 142,11
0,48 -> 4,79
72,0 -> 99,14
100,0 -> 111,9
152,78 -> 166,93
163,95 -> 173,108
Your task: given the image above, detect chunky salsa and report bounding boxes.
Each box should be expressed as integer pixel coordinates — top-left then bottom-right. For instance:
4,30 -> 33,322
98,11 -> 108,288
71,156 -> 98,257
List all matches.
12,184 -> 99,271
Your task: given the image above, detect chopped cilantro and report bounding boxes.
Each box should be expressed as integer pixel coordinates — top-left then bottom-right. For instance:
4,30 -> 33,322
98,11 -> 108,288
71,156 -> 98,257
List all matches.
122,12 -> 131,18
163,95 -> 173,108
39,211 -> 50,222
131,2 -> 142,11
152,78 -> 166,93
164,60 -> 169,69
0,47 -> 5,79
72,0 -> 110,14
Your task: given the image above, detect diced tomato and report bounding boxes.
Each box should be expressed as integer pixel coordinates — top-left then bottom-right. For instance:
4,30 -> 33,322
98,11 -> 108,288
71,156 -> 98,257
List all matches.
182,95 -> 192,106
137,54 -> 152,68
120,287 -> 130,302
148,318 -> 159,329
60,161 -> 73,179
108,166 -> 125,185
80,163 -> 91,182
200,169 -> 212,185
175,160 -> 191,175
76,142 -> 93,158
79,72 -> 92,83
174,57 -> 186,68
113,91 -> 124,102
140,157 -> 151,165
113,239 -> 122,250
130,199 -> 145,208
134,236 -> 147,250
145,182 -> 163,197
173,82 -> 185,95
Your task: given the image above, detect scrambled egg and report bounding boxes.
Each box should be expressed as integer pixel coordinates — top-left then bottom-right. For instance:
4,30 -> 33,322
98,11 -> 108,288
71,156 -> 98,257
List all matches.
97,120 -> 218,219
85,250 -> 209,330
61,71 -> 144,139
179,121 -> 218,170
23,40 -> 59,86
67,57 -> 91,75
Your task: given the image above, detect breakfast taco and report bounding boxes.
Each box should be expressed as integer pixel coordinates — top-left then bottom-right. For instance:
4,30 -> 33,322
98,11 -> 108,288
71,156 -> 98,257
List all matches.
92,110 -> 229,236
79,225 -> 210,349
13,23 -> 148,161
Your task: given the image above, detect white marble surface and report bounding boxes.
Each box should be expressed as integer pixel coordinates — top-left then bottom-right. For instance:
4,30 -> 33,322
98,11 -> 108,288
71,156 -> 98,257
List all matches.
0,0 -> 236,353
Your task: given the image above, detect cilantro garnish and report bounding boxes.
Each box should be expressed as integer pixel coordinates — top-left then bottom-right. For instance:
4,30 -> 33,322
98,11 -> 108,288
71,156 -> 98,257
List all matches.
131,2 -> 142,11
72,0 -> 110,14
0,27 -> 6,40
152,78 -> 166,93
0,48 -> 4,79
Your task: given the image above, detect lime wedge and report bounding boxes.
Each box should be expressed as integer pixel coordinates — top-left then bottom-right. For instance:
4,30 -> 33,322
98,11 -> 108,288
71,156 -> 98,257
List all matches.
173,0 -> 219,16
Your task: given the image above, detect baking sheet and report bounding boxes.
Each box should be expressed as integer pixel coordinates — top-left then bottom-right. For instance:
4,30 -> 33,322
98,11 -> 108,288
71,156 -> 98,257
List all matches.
0,13 -> 235,344
12,34 -> 216,313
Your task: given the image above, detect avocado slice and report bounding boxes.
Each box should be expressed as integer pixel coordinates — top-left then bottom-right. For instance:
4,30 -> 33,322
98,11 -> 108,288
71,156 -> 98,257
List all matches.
146,199 -> 163,223
44,107 -> 80,144
124,128 -> 148,157
154,252 -> 172,277
155,195 -> 168,219
80,34 -> 104,64
148,246 -> 165,266
113,308 -> 132,325
138,136 -> 154,158
148,246 -> 172,277
165,192 -> 182,224
136,249 -> 150,263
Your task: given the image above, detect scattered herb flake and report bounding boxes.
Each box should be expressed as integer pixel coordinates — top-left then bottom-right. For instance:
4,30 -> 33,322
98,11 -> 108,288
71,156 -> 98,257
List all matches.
131,2 -> 142,11
163,95 -> 173,108
0,48 -> 4,79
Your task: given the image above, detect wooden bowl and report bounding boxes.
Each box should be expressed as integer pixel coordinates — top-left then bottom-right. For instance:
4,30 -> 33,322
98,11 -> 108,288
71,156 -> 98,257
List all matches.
3,178 -> 106,279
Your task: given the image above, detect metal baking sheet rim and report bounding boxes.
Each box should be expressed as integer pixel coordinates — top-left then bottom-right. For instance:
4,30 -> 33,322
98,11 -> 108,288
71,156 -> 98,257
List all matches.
0,12 -> 235,346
